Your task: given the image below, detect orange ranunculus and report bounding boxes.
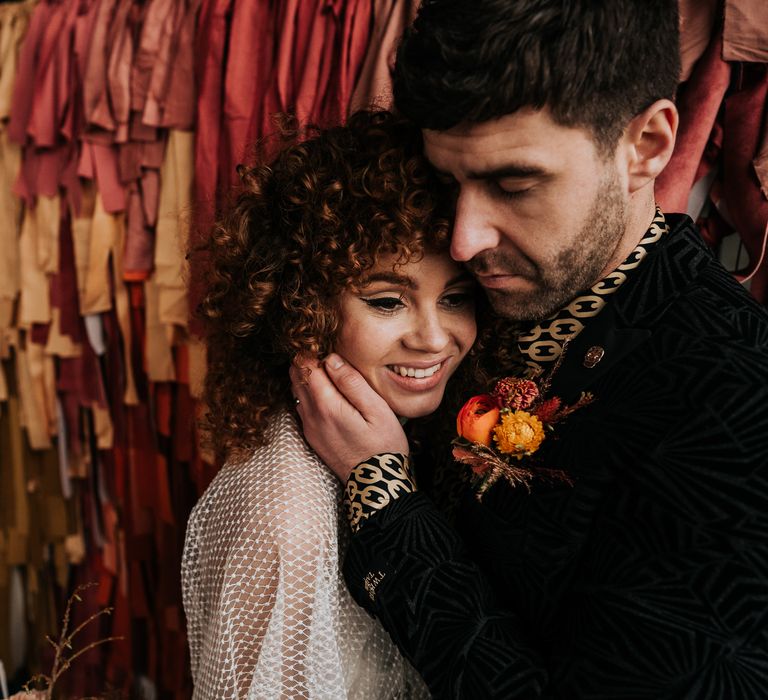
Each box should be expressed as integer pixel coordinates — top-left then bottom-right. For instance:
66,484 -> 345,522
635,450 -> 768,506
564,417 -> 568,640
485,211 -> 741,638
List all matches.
456,394 -> 500,446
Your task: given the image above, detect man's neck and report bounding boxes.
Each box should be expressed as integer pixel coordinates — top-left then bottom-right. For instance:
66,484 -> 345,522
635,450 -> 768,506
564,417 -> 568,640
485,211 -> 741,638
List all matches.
596,191 -> 659,282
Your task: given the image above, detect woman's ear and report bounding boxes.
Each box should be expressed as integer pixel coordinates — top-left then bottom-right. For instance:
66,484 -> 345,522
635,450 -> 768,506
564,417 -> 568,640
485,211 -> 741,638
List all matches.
620,99 -> 679,194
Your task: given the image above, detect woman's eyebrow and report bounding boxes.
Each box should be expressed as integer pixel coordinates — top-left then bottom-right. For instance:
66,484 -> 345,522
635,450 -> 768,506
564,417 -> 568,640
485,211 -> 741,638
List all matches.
359,271 -> 416,288
359,270 -> 472,290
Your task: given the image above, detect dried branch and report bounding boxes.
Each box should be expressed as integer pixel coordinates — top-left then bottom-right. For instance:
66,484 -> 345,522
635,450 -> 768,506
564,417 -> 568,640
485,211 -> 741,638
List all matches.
51,637 -> 125,686
24,583 -> 124,700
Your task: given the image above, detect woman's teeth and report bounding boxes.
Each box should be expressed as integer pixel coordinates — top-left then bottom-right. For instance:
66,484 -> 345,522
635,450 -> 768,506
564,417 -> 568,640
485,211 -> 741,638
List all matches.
389,362 -> 442,378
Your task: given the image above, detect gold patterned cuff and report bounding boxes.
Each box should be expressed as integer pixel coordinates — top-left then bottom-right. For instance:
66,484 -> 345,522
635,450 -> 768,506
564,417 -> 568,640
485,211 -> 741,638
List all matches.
344,453 -> 417,533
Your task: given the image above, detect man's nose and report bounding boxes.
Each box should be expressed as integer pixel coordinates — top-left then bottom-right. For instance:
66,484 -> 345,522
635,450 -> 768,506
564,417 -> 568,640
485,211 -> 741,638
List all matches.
450,187 -> 502,262
404,310 -> 451,353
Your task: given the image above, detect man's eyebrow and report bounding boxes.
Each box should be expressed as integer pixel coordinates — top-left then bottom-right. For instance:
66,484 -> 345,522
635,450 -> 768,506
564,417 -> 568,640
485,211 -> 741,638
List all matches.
359,271 -> 416,288
466,164 -> 549,180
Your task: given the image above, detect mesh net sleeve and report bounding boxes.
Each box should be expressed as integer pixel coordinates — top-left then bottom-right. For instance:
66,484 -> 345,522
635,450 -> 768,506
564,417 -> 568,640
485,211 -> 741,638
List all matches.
181,411 -> 429,699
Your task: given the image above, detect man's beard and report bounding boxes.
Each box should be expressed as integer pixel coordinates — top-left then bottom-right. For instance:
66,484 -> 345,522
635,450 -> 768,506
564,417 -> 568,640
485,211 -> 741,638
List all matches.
473,168 -> 627,323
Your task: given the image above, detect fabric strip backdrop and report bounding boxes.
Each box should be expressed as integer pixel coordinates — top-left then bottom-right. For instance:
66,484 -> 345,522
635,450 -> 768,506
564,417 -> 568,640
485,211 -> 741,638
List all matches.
0,0 -> 765,697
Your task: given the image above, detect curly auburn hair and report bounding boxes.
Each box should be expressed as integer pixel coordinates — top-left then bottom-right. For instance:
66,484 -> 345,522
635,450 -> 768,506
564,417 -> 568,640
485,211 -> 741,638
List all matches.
198,111 -> 461,460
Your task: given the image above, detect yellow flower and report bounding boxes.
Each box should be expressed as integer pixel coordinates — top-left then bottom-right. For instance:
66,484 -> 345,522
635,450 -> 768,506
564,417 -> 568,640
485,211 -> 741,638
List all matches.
493,411 -> 545,458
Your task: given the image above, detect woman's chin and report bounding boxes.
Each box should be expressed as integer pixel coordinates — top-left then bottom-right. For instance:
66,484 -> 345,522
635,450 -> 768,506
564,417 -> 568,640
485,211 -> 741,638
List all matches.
386,394 -> 443,420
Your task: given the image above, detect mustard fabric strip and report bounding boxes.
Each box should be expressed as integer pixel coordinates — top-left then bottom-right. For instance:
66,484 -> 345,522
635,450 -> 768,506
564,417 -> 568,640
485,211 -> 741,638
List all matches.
82,192 -> 117,314
93,402 -> 114,450
0,129 -> 21,306
45,307 -> 82,358
78,192 -> 139,403
155,129 -> 192,327
145,275 -> 176,382
188,336 -> 206,400
18,206 -> 48,324
112,206 -> 140,406
71,181 -> 97,309
36,195 -> 60,275
14,344 -> 52,450
0,2 -> 32,119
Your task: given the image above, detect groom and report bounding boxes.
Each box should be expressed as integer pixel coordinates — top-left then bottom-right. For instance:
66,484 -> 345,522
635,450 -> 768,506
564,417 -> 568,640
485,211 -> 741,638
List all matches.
291,0 -> 768,697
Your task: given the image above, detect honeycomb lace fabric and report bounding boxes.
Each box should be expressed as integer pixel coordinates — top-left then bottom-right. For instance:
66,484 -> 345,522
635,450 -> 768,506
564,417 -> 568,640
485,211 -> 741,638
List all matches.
182,411 -> 429,699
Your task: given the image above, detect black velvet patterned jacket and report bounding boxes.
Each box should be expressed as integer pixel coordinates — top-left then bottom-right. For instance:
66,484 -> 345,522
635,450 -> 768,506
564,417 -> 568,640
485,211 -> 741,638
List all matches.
343,215 -> 768,699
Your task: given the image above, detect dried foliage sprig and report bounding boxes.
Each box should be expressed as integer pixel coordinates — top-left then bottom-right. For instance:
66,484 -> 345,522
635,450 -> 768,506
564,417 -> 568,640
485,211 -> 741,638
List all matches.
21,582 -> 124,700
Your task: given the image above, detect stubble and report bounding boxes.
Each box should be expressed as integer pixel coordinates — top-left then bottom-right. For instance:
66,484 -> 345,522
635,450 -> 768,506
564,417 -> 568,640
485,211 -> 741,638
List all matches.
481,168 -> 627,323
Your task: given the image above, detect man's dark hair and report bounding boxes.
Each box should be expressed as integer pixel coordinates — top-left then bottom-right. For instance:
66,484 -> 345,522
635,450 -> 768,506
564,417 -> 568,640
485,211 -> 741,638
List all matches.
393,0 -> 681,150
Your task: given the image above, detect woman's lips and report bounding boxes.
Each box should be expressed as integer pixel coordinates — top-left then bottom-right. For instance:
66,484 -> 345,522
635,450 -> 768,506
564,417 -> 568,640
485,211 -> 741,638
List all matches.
389,361 -> 442,378
385,361 -> 447,391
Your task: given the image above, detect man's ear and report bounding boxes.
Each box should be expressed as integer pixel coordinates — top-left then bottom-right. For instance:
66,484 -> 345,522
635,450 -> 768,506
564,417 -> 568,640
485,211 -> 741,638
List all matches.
621,99 -> 678,194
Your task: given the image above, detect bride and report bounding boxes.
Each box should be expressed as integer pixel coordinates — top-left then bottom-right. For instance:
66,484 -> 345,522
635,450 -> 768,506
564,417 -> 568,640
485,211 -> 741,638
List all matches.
181,111 -> 477,699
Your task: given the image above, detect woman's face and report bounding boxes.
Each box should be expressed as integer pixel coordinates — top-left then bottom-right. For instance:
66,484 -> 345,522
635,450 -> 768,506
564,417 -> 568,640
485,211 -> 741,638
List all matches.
335,251 -> 477,419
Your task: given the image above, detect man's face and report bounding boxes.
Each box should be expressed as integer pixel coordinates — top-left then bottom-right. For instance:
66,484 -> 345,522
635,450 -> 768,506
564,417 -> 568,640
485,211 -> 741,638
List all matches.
423,108 -> 629,322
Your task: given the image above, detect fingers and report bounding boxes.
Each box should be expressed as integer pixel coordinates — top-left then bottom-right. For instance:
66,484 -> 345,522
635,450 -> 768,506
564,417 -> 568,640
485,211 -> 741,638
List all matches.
290,352 -> 388,425
288,352 -> 408,476
289,359 -> 317,426
290,354 -> 338,408
289,352 -> 320,389
323,353 -> 388,422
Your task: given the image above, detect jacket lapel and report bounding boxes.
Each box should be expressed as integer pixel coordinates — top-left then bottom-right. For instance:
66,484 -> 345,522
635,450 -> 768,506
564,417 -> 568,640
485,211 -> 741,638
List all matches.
547,215 -> 715,402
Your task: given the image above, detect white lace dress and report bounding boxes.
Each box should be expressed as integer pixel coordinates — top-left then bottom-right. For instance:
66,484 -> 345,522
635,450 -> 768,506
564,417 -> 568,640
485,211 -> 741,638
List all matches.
181,411 -> 429,699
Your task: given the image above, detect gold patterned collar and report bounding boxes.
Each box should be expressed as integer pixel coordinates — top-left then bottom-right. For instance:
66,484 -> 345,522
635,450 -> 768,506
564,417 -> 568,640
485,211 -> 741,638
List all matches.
518,208 -> 669,370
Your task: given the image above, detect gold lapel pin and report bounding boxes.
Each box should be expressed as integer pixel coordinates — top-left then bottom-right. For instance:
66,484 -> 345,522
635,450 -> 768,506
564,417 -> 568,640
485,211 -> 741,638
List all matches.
583,346 -> 605,369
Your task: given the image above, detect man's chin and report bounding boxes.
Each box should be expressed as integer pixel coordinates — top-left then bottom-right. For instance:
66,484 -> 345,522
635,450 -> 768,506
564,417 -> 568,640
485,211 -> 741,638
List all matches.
485,287 -> 564,323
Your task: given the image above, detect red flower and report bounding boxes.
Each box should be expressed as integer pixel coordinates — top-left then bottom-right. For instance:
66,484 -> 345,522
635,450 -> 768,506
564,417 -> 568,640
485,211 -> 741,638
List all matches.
456,394 -> 500,446
492,377 -> 540,410
534,397 -> 562,424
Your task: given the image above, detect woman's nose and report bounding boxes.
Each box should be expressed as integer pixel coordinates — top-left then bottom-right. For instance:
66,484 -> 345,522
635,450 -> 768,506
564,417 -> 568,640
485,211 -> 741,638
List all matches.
403,310 -> 451,353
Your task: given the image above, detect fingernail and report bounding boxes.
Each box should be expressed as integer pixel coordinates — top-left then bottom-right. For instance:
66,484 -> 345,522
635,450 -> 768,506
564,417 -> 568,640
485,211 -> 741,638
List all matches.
325,353 -> 344,370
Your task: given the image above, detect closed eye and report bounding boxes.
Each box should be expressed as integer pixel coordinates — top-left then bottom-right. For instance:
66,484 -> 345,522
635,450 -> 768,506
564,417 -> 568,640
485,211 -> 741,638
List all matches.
493,181 -> 534,201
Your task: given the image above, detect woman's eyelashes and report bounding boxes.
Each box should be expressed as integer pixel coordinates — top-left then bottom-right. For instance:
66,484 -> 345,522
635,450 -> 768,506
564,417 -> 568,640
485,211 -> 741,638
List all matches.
361,295 -> 405,313
440,290 -> 475,309
360,288 -> 475,315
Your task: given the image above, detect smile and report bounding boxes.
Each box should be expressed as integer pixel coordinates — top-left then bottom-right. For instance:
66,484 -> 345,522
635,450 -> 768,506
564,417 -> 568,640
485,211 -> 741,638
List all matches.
388,362 -> 442,378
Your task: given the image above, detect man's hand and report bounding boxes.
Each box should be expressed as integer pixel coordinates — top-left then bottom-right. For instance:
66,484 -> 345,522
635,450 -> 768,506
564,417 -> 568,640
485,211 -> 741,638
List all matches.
289,353 -> 408,482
